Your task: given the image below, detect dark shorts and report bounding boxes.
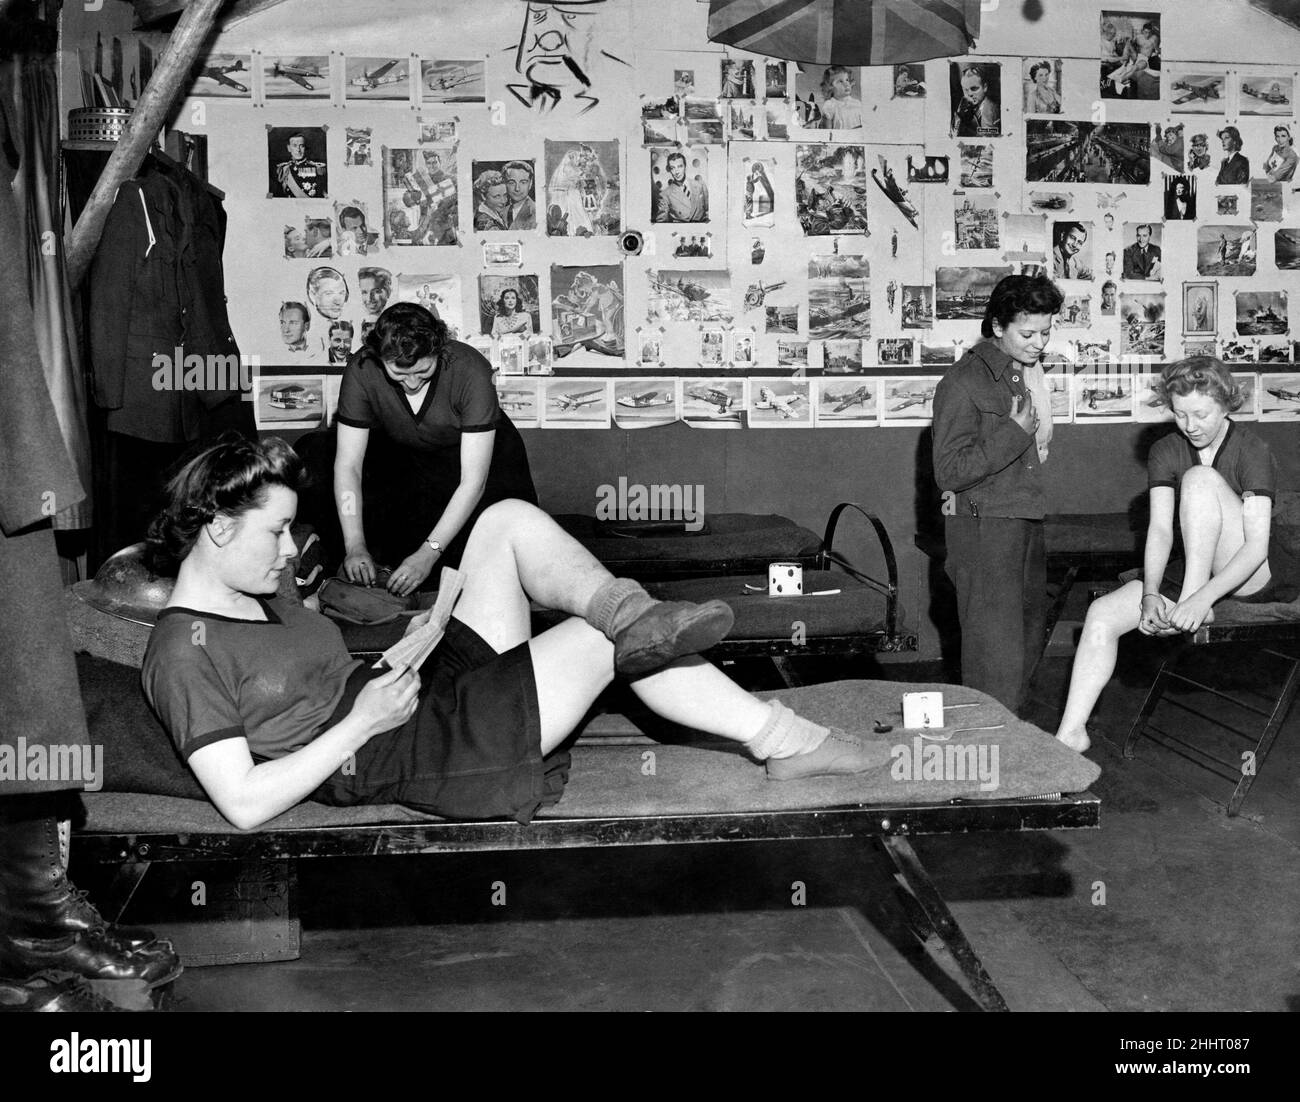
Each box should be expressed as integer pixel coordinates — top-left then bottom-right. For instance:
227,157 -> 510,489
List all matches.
1160,531 -> 1300,606
310,617 -> 570,823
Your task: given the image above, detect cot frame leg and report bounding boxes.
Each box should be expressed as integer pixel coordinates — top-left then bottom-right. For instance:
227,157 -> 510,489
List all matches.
1123,655 -> 1175,760
877,835 -> 1010,1012
1227,648 -> 1300,816
102,860 -> 152,926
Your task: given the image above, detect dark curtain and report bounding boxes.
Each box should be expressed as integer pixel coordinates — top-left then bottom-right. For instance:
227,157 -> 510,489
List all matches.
4,53 -> 92,531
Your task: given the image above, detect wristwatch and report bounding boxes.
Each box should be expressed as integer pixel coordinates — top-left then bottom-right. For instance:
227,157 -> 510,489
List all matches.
424,539 -> 442,555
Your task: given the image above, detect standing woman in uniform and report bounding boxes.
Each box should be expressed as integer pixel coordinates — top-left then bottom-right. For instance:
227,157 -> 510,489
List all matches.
931,274 -> 1064,712
334,302 -> 536,595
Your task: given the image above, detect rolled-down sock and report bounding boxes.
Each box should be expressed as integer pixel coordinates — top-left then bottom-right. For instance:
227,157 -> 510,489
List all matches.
585,577 -> 657,640
745,700 -> 830,760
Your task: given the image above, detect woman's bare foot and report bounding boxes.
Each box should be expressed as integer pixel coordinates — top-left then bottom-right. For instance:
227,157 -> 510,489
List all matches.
1056,728 -> 1091,754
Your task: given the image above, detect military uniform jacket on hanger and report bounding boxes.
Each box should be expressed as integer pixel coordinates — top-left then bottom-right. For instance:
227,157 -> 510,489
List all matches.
89,163 -> 242,444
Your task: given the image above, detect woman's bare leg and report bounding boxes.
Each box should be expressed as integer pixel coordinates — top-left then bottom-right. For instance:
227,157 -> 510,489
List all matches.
527,620 -> 616,754
1054,578 -> 1145,752
453,500 -> 870,773
527,624 -> 770,755
1178,465 -> 1269,601
444,500 -> 763,753
448,499 -> 615,654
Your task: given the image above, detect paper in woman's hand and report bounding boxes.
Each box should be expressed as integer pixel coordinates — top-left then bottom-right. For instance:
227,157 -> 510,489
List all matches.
374,567 -> 465,671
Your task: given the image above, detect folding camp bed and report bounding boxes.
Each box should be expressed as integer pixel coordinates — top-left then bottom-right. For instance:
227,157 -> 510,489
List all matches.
550,505 -> 916,676
1123,595 -> 1300,816
70,665 -> 1101,1013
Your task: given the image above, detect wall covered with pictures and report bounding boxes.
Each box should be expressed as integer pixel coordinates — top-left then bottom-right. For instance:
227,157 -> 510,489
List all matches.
61,0 -> 1300,434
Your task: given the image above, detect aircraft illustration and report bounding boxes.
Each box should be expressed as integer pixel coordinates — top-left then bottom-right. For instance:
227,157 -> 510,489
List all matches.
871,156 -> 920,228
753,387 -> 804,418
350,60 -> 406,92
743,280 -> 787,310
268,384 -> 320,410
198,59 -> 248,93
550,388 -> 605,412
495,389 -> 533,411
686,386 -> 734,415
1265,386 -> 1300,404
616,390 -> 673,409
887,389 -> 934,412
271,61 -> 326,91
1243,82 -> 1289,105
1081,385 -> 1126,409
824,386 -> 873,414
1171,78 -> 1222,105
651,276 -> 713,305
425,65 -> 473,94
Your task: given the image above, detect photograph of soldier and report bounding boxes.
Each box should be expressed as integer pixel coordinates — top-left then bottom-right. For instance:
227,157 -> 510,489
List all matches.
268,127 -> 329,199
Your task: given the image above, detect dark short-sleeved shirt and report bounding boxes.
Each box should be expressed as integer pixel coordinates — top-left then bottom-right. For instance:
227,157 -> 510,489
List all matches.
1148,419 -> 1276,502
142,598 -> 360,762
336,339 -> 501,446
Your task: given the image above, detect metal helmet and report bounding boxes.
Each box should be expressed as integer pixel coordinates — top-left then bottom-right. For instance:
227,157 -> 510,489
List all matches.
71,543 -> 175,627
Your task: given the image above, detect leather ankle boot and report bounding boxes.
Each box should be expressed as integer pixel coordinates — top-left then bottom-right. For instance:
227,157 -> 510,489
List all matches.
0,816 -> 181,987
0,970 -> 132,1012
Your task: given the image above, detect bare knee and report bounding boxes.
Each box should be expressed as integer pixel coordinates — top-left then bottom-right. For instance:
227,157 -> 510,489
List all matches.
1080,591 -> 1132,644
1180,465 -> 1227,496
470,498 -> 544,545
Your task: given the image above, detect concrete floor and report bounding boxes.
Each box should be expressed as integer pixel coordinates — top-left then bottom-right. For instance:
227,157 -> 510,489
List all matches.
82,589 -> 1300,1013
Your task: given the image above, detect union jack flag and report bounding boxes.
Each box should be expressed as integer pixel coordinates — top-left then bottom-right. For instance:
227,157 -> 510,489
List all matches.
707,0 -> 979,66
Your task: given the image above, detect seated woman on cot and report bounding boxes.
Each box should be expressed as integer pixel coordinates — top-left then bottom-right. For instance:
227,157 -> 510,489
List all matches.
140,437 -> 891,831
1055,357 -> 1300,753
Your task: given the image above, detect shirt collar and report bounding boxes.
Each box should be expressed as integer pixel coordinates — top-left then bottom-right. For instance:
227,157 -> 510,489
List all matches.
970,338 -> 1016,381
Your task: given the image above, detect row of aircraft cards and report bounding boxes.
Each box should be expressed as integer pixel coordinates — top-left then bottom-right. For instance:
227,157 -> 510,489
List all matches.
491,370 -> 1300,429
251,367 -> 1300,431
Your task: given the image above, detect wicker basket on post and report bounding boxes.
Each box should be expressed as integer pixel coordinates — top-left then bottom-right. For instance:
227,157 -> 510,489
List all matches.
67,106 -> 134,144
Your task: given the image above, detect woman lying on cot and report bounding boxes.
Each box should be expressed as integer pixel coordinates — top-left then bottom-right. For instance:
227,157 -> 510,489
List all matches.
1055,357 -> 1300,753
141,437 -> 890,830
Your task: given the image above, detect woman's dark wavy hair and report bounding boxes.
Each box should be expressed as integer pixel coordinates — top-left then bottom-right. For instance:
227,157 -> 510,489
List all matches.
1149,355 -> 1243,412
496,288 -> 521,314
364,301 -> 449,367
981,274 -> 1065,337
145,433 -> 302,575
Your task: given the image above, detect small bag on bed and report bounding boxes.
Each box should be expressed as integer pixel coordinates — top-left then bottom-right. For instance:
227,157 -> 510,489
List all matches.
317,572 -> 416,625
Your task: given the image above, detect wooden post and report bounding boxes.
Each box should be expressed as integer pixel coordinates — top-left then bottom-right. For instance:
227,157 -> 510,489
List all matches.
65,0 -> 226,289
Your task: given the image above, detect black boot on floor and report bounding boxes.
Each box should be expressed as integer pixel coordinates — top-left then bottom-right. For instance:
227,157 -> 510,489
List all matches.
0,813 -> 182,988
0,970 -> 131,1012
